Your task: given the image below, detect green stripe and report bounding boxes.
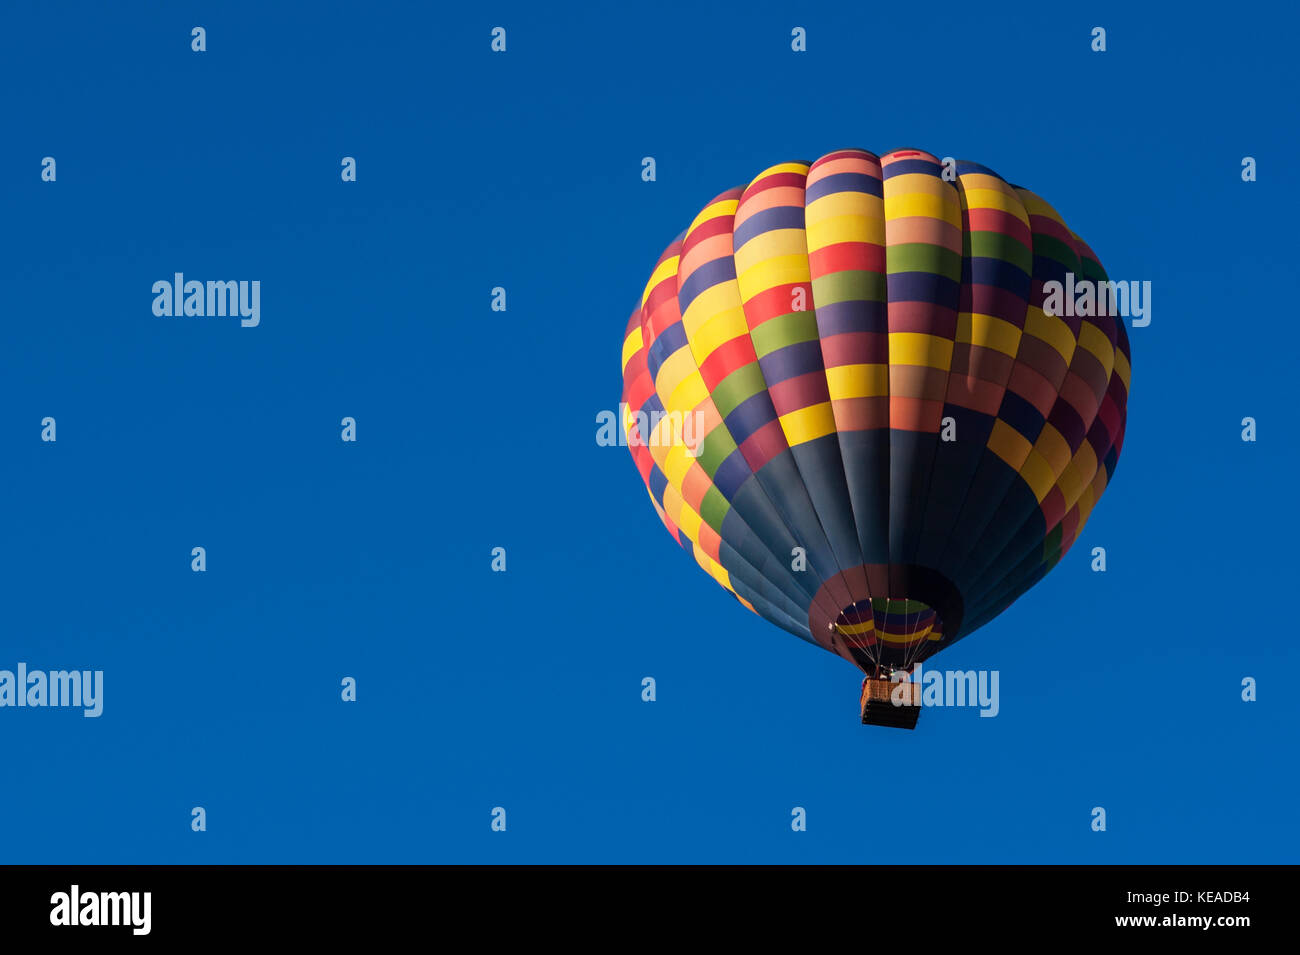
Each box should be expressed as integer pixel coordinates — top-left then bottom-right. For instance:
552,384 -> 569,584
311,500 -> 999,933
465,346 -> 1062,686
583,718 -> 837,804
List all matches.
887,243 -> 962,279
968,231 -> 1033,275
709,364 -> 767,418
1076,255 -> 1107,282
694,427 -> 737,476
750,311 -> 819,358
871,598 -> 933,613
1030,234 -> 1080,273
699,485 -> 731,531
1043,523 -> 1064,562
810,270 -> 886,306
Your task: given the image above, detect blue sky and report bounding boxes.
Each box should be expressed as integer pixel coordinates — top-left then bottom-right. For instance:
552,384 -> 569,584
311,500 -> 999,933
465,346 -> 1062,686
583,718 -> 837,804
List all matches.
1,0 -> 1296,863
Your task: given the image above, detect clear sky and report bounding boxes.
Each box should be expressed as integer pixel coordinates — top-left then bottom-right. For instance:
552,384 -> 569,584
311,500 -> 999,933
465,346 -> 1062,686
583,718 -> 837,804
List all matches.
2,0 -> 1296,863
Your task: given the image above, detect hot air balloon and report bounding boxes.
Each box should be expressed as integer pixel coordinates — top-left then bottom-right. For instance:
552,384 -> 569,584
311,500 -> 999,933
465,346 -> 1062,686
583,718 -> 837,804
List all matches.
619,148 -> 1131,728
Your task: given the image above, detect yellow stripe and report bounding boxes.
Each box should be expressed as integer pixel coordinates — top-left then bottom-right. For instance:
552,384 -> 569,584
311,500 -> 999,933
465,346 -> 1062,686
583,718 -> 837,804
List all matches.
1056,441 -> 1100,514
1055,456 -> 1088,508
1074,492 -> 1097,529
826,363 -> 889,401
1019,449 -> 1058,503
1088,464 -> 1108,500
656,420 -> 704,487
988,418 -> 1032,469
1075,481 -> 1098,517
736,229 -> 808,263
736,255 -> 812,300
778,402 -> 837,446
687,198 -> 739,234
621,326 -> 644,372
889,332 -> 954,370
1113,348 -> 1131,391
1023,307 -> 1076,363
878,623 -> 934,645
805,211 -> 884,247
805,184 -> 883,219
646,414 -> 678,468
884,171 -> 953,196
652,346 -> 694,400
640,256 -> 679,309
660,441 -> 693,489
963,187 -> 1023,213
959,177 -> 1030,225
1033,423 -> 1072,476
681,279 -> 743,334
664,495 -> 716,596
688,305 -> 749,358
676,496 -> 704,543
1014,188 -> 1063,223
884,191 -> 958,223
1076,321 -> 1115,376
695,545 -> 733,594
958,313 -> 1021,357
665,369 -> 708,417
660,481 -> 684,527
748,162 -> 811,185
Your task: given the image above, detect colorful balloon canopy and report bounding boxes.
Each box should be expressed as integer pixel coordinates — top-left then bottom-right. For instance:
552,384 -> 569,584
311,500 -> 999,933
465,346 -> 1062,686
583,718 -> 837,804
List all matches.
620,148 -> 1131,674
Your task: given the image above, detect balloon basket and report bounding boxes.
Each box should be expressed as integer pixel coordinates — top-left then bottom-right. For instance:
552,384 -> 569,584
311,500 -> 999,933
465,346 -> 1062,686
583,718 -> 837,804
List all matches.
860,677 -> 920,729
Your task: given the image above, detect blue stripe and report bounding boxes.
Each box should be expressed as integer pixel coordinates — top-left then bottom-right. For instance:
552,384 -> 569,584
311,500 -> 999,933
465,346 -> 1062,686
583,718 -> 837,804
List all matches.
997,389 -> 1045,444
814,299 -> 888,336
882,157 -> 940,179
805,171 -> 882,204
712,448 -> 752,500
733,205 -> 805,251
887,271 -> 962,306
677,255 -> 735,313
756,339 -> 824,385
968,257 -> 1032,298
645,322 -> 688,379
724,390 -> 780,444
954,160 -> 1000,178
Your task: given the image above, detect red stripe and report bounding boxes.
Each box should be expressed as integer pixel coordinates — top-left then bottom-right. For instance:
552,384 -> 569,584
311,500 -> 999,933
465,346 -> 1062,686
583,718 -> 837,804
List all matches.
681,210 -> 734,251
888,301 -> 958,336
810,148 -> 878,170
820,331 -> 888,366
698,335 -> 758,389
740,171 -> 806,203
743,283 -> 810,326
808,241 -> 886,276
767,370 -> 831,414
737,418 -> 789,471
966,207 -> 1032,246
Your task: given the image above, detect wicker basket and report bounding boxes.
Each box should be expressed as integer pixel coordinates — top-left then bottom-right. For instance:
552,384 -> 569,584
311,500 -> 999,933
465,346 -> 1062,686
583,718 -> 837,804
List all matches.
860,677 -> 921,729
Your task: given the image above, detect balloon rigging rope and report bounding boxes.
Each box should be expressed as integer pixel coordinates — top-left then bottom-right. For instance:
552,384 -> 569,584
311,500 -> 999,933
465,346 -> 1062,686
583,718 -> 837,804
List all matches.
839,603 -> 880,675
904,597 -> 924,674
907,597 -> 920,673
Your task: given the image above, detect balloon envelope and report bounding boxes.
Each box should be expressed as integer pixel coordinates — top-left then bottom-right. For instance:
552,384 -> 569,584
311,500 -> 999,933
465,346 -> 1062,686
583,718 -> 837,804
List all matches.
620,148 -> 1130,674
